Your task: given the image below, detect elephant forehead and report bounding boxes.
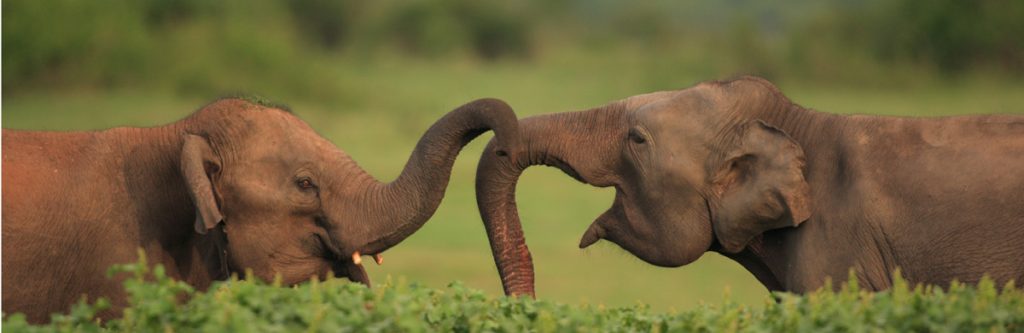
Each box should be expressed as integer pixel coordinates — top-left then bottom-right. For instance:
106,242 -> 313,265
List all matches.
236,111 -> 333,151
640,85 -> 713,111
246,108 -> 317,134
630,94 -> 714,183
633,93 -> 716,139
623,90 -> 677,110
245,111 -> 359,168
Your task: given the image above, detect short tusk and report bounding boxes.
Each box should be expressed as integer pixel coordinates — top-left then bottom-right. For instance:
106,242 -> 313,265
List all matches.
352,251 -> 362,265
373,254 -> 383,265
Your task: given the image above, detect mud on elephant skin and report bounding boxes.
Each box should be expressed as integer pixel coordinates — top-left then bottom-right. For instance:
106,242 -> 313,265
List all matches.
2,96 -> 518,323
476,76 -> 1024,297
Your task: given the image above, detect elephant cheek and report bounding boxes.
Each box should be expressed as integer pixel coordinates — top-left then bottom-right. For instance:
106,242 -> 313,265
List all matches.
633,208 -> 713,267
667,214 -> 715,265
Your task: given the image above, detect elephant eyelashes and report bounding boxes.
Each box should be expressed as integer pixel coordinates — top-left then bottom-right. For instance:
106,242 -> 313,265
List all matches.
628,129 -> 647,144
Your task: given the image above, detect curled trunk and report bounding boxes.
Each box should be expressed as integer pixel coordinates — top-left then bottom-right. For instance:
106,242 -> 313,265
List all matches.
354,98 -> 519,255
476,106 -> 625,296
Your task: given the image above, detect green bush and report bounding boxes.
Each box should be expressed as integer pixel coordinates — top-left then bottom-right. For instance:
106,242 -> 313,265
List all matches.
383,0 -> 533,60
285,0 -> 363,50
4,0 -> 1021,98
4,252 -> 1022,332
2,0 -> 153,89
867,0 -> 1024,75
1,0 -> 342,103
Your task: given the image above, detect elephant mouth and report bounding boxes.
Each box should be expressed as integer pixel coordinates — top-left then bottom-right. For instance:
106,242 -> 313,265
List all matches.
579,190 -> 626,249
338,260 -> 371,286
548,157 -> 586,184
334,251 -> 383,286
316,231 -> 382,286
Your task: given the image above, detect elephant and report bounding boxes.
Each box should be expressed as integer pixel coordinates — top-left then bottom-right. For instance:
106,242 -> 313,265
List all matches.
475,76 -> 1024,297
2,96 -> 518,323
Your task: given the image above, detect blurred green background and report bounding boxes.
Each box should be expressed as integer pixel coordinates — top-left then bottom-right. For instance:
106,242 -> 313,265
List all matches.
4,0 -> 1023,311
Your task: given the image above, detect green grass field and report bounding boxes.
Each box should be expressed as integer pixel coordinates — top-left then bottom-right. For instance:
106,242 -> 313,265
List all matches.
4,58 -> 1023,312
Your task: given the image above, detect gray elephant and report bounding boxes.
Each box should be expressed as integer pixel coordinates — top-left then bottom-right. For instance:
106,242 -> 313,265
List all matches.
475,76 -> 1024,297
2,97 -> 517,322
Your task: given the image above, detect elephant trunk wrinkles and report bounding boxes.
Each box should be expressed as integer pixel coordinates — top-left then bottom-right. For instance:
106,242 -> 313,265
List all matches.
476,107 -> 625,297
356,98 -> 519,255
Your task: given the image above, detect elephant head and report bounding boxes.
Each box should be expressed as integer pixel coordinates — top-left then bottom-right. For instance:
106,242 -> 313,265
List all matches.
181,97 -> 517,286
476,77 -> 812,296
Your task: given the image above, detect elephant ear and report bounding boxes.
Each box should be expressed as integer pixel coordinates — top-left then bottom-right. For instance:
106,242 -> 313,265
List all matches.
181,134 -> 224,235
709,120 -> 812,253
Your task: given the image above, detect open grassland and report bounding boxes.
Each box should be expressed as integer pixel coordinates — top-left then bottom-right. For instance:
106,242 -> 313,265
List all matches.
4,59 -> 1024,312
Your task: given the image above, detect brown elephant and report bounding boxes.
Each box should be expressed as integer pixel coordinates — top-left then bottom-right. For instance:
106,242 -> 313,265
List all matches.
476,76 -> 1024,297
2,97 -> 517,322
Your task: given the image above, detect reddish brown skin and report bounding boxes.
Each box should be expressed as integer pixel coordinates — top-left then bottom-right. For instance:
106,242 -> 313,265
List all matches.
2,97 -> 518,323
477,76 -> 1024,297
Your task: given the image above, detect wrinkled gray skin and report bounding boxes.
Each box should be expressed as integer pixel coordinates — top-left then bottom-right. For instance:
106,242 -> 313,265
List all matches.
477,76 -> 1024,297
2,97 -> 517,322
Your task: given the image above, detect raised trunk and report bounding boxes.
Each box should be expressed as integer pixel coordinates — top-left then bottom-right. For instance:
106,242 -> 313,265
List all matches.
476,106 -> 625,296
356,98 -> 519,255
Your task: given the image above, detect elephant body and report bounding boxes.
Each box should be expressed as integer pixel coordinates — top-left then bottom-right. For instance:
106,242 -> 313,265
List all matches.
722,111 -> 1024,291
3,97 -> 518,322
4,124 -> 226,321
476,77 -> 1023,296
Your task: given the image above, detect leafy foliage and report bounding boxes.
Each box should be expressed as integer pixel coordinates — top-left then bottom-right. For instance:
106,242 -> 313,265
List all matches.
4,254 -> 1022,332
4,0 -> 1021,100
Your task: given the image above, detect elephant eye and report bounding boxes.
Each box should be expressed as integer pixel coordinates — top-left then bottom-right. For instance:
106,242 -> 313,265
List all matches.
628,129 -> 647,144
296,178 -> 316,190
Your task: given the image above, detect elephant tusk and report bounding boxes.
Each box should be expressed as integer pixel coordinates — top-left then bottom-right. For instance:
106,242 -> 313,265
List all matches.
373,254 -> 383,265
352,251 -> 362,265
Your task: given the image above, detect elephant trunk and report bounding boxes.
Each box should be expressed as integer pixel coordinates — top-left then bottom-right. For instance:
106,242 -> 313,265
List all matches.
476,106 -> 625,297
357,98 -> 519,255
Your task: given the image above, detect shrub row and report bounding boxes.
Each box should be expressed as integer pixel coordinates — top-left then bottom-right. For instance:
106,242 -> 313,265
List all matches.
3,253 -> 1022,332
